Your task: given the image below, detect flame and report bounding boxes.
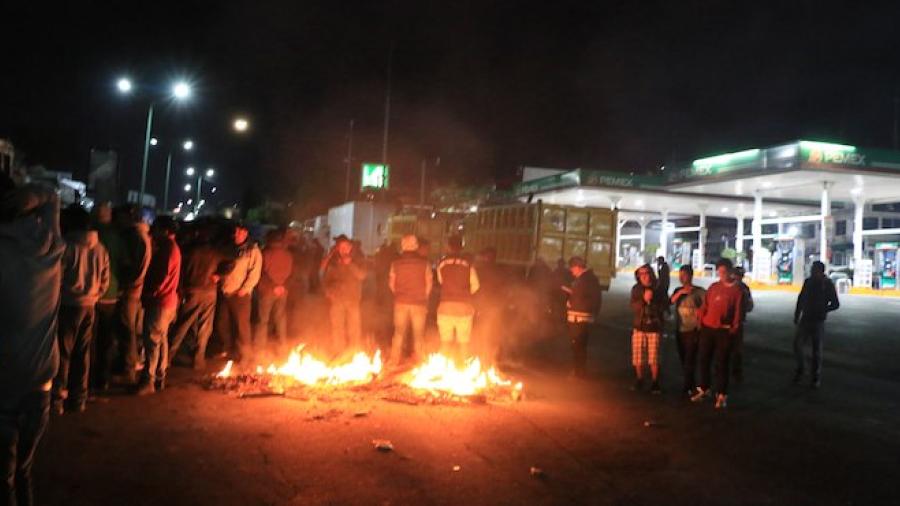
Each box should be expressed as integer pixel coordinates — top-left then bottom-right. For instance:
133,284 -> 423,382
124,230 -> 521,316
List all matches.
405,353 -> 523,397
215,346 -> 382,387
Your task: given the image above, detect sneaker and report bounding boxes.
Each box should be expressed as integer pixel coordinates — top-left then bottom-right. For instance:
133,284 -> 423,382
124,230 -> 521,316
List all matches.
51,400 -> 65,416
650,381 -> 662,395
715,393 -> 728,409
133,381 -> 156,396
690,387 -> 711,402
155,378 -> 166,392
630,378 -> 644,391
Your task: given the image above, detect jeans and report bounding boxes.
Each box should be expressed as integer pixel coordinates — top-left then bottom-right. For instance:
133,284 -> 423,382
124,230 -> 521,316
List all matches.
329,299 -> 361,353
567,322 -> 590,376
255,293 -> 288,352
390,304 -> 427,362
216,294 -> 252,362
794,320 -> 825,379
732,324 -> 745,379
117,296 -> 143,377
141,305 -> 176,384
53,305 -> 95,407
169,293 -> 217,367
698,327 -> 735,395
94,301 -> 117,387
0,390 -> 50,506
677,329 -> 700,392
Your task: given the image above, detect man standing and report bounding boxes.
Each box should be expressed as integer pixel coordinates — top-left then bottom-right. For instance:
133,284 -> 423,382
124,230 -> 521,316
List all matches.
793,260 -> 840,388
629,264 -> 666,393
321,236 -> 367,355
115,205 -> 152,384
255,228 -> 293,356
168,224 -> 225,371
388,235 -> 432,366
731,266 -> 754,383
53,206 -> 109,414
670,265 -> 706,396
436,236 -> 480,358
0,182 -> 65,506
656,256 -> 671,296
135,217 -> 181,395
92,203 -> 123,391
216,222 -> 262,364
693,258 -> 743,409
562,257 -> 601,378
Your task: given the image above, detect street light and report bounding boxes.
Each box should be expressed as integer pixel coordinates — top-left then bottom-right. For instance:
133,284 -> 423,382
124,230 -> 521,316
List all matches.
115,76 -> 192,208
183,139 -> 194,151
233,117 -> 249,132
184,183 -> 192,192
205,168 -> 215,178
149,137 -> 159,146
185,167 -> 196,176
117,77 -> 133,93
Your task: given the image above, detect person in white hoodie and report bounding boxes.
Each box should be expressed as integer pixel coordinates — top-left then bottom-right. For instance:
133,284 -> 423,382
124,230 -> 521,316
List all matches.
215,222 -> 262,363
53,206 -> 110,414
0,179 -> 65,506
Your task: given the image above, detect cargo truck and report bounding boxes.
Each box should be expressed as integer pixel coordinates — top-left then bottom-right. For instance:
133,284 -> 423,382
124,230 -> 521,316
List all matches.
463,202 -> 618,289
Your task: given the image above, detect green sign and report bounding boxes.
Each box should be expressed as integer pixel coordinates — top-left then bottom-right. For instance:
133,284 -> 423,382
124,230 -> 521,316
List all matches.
361,163 -> 389,190
690,148 -> 761,177
799,140 -> 865,166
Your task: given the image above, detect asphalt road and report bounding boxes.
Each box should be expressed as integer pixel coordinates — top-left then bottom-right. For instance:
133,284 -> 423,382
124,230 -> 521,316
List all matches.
34,278 -> 900,505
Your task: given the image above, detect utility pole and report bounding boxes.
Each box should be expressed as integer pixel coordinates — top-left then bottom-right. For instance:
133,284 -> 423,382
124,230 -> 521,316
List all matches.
420,157 -> 440,205
893,94 -> 899,150
163,152 -> 172,211
382,44 -> 394,164
344,119 -> 355,201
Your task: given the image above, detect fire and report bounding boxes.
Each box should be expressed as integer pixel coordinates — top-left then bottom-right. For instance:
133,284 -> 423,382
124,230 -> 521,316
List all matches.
216,345 -> 382,387
405,353 -> 524,398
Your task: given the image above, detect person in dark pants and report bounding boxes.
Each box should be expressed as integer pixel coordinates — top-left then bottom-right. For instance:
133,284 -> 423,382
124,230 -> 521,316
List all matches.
670,265 -> 705,396
216,222 -> 262,363
656,256 -> 671,298
0,181 -> 66,506
793,260 -> 840,388
114,205 -> 152,384
255,228 -> 294,356
321,235 -> 367,355
731,266 -> 753,383
693,258 -> 743,409
53,206 -> 110,414
562,257 -> 602,378
629,264 -> 667,393
92,202 -> 123,391
134,217 -> 181,395
169,225 -> 226,371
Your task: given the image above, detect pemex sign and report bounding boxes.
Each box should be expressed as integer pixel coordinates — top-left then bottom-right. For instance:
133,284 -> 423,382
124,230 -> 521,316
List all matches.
361,163 -> 390,190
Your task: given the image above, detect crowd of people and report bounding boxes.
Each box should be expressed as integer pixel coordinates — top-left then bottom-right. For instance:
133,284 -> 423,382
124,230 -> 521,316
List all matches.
1,177 -> 842,504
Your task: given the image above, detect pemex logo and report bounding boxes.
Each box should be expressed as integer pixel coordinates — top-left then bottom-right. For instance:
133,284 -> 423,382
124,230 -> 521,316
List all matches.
808,149 -> 823,164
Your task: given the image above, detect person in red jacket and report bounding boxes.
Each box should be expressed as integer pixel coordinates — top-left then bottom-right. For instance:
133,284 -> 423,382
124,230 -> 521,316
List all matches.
135,216 -> 181,396
255,228 -> 294,356
692,258 -> 743,409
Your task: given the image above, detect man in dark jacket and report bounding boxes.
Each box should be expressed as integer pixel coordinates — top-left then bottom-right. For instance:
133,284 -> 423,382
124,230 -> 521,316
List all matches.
321,236 -> 367,354
793,260 -> 840,388
255,228 -> 294,355
436,236 -> 480,358
168,224 -> 226,370
114,204 -> 152,383
0,182 -> 65,506
53,206 -> 110,414
562,257 -> 601,378
388,235 -> 432,366
630,264 -> 667,393
670,265 -> 705,396
92,202 -> 123,390
135,217 -> 181,395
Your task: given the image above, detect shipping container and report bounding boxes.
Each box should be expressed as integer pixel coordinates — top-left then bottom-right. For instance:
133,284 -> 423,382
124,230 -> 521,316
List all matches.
464,203 -> 617,289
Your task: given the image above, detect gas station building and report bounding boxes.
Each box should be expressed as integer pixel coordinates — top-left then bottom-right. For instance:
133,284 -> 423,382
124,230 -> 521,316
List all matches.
512,140 -> 900,290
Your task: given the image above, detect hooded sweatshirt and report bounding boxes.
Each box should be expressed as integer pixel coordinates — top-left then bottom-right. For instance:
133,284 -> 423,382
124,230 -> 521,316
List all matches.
0,187 -> 65,398
220,239 -> 262,296
629,265 -> 667,332
61,230 -> 111,307
118,222 -> 152,299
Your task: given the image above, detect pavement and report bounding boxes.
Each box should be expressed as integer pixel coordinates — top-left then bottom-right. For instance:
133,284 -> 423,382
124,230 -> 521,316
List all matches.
34,278 -> 900,505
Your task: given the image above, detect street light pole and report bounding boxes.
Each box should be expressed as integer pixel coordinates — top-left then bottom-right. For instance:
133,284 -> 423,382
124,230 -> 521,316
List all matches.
196,175 -> 202,211
163,151 -> 172,211
138,103 -> 155,208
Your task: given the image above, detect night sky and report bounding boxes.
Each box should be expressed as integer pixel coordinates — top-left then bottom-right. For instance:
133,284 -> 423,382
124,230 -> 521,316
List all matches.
3,1 -> 900,215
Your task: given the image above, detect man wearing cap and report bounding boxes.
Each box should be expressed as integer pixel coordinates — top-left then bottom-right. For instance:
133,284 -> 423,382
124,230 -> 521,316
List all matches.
321,235 -> 367,353
561,256 -> 602,378
388,235 -> 432,366
216,222 -> 262,364
436,236 -> 480,358
135,216 -> 181,395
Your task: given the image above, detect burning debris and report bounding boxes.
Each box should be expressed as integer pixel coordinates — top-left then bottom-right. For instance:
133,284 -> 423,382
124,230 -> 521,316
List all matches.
205,345 -> 524,405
